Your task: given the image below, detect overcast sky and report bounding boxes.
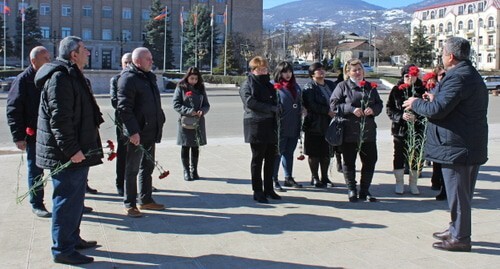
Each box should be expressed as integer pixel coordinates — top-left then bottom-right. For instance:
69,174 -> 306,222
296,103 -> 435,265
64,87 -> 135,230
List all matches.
263,0 -> 423,9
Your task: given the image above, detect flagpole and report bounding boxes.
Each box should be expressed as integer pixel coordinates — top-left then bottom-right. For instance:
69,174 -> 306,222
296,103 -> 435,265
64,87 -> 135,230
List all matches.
21,0 -> 25,69
210,5 -> 214,75
194,5 -> 198,68
3,0 -> 6,70
223,5 -> 228,76
179,6 -> 184,72
162,6 -> 167,72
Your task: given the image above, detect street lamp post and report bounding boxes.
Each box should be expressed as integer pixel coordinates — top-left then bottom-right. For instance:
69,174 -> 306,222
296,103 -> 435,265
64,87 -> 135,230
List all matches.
240,42 -> 253,74
116,36 -> 127,58
194,42 -> 208,69
51,31 -> 59,57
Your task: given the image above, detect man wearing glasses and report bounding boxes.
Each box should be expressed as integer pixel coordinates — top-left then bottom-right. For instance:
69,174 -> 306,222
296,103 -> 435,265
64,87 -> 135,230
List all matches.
35,36 -> 103,264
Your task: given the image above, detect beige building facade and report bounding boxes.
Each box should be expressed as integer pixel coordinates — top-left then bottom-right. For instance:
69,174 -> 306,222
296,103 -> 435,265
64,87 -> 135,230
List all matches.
3,0 -> 262,70
411,0 -> 499,70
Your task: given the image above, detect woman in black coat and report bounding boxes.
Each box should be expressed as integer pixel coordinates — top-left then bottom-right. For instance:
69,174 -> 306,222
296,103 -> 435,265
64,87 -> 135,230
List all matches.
239,56 -> 281,203
386,64 -> 426,195
302,63 -> 337,188
330,58 -> 383,202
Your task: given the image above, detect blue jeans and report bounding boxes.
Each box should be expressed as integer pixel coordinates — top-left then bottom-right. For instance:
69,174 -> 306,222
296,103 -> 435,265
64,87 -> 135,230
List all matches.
51,166 -> 88,258
26,141 -> 45,208
124,142 -> 155,208
273,136 -> 299,179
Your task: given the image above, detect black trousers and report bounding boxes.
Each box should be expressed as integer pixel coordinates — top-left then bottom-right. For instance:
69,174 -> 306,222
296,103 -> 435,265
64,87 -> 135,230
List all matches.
250,143 -> 277,193
115,126 -> 127,191
342,141 -> 377,192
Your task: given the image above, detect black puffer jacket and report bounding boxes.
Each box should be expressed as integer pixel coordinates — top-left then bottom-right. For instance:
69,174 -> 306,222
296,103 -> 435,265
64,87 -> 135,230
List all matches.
386,79 -> 426,137
34,59 -> 104,169
6,65 -> 40,143
117,64 -> 165,143
330,79 -> 383,143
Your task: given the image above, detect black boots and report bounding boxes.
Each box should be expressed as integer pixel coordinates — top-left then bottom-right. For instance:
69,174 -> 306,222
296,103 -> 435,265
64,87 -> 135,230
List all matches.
435,180 -> 447,201
182,157 -> 193,181
273,178 -> 286,192
284,177 -> 302,188
343,169 -> 358,202
309,157 -> 326,188
320,157 -> 334,187
359,172 -> 377,202
253,191 -> 268,203
182,147 -> 201,181
191,149 -> 200,180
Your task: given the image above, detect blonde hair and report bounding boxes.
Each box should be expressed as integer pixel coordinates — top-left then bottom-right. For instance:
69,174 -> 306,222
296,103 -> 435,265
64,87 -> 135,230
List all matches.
249,56 -> 268,71
343,58 -> 364,80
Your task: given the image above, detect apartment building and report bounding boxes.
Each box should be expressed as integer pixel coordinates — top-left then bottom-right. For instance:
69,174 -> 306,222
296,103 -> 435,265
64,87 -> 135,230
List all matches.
2,0 -> 262,70
411,0 -> 499,70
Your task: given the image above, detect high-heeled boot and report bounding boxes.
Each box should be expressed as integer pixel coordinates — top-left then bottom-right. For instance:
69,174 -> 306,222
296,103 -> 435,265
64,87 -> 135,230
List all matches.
335,151 -> 343,172
308,157 -> 325,188
320,157 -> 334,187
191,147 -> 200,180
359,171 -> 377,202
343,169 -> 357,202
181,147 -> 193,181
409,170 -> 420,195
435,178 -> 447,201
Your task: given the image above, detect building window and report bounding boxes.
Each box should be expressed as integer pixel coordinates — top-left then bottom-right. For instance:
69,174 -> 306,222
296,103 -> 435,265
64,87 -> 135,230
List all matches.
423,26 -> 428,34
102,29 -> 112,40
478,2 -> 484,12
122,8 -> 132,19
468,19 -> 473,30
82,28 -> 92,40
458,21 -> 463,30
216,14 -> 224,24
487,53 -> 493,63
102,6 -> 112,18
62,5 -> 71,17
447,22 -> 452,32
40,3 -> 50,15
438,40 -> 443,48
121,30 -> 132,41
216,0 -> 225,3
479,36 -> 483,45
458,6 -> 464,15
467,5 -> 474,14
438,8 -> 445,18
430,11 -> 435,19
61,27 -> 71,38
431,25 -> 435,34
479,18 -> 484,28
478,53 -> 482,63
488,35 -> 493,45
422,12 -> 427,20
40,27 -> 50,39
82,5 -> 92,17
142,9 -> 150,20
438,23 -> 443,33
488,17 -> 495,28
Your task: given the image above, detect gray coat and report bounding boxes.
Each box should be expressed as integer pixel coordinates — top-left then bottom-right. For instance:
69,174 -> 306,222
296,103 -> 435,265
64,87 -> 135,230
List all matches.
172,84 -> 210,146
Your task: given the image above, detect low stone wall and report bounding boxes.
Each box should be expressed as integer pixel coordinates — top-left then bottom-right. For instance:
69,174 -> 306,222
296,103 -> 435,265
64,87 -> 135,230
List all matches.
84,70 -> 165,94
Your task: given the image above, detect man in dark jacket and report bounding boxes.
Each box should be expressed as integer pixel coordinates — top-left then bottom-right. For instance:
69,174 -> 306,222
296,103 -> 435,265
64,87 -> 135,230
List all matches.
6,46 -> 50,217
110,52 -> 132,196
404,37 -> 488,252
117,47 -> 166,217
35,36 -> 104,265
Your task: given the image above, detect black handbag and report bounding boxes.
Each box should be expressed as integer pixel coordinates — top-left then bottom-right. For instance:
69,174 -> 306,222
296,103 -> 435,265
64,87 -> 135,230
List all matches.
325,109 -> 345,146
181,116 -> 199,129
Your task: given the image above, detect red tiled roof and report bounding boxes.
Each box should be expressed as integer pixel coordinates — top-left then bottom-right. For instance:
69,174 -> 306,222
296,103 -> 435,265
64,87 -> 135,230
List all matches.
415,0 -> 500,12
337,41 -> 369,50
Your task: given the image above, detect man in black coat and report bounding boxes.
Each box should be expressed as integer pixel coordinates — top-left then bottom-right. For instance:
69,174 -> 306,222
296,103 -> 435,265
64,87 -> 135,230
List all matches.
35,36 -> 103,265
404,37 -> 488,252
117,47 -> 166,217
6,46 -> 51,217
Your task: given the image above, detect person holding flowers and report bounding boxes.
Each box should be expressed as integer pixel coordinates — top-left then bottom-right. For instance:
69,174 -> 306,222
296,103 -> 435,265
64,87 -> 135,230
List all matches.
271,61 -> 303,191
330,58 -> 383,202
386,64 -> 426,195
239,56 -> 281,203
173,67 -> 210,181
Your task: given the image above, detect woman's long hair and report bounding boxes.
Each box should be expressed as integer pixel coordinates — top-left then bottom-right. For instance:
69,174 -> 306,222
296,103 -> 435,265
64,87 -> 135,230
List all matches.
178,67 -> 205,93
273,61 -> 295,83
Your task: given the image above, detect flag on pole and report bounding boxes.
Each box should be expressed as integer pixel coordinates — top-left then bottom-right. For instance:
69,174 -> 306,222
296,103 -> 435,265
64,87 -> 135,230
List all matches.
20,7 -> 25,22
154,6 -> 167,21
180,6 -> 184,27
0,3 -> 11,15
223,6 -> 228,25
193,6 -> 198,25
210,6 -> 214,27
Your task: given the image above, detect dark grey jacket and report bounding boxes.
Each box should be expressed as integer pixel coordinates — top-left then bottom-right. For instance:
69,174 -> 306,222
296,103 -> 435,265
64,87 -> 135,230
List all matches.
330,79 -> 383,143
411,60 -> 488,165
34,59 -> 104,169
302,80 -> 337,136
276,83 -> 302,138
117,64 -> 166,143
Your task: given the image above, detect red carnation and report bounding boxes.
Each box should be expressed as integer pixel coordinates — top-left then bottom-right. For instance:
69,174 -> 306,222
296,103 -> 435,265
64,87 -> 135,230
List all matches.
159,170 -> 170,179
25,127 -> 35,137
185,91 -> 193,97
297,154 -> 305,161
107,152 -> 117,161
423,72 -> 437,82
359,80 -> 367,87
274,83 -> 281,90
106,140 -> 115,151
408,66 -> 420,77
398,83 -> 410,91
370,82 -> 378,89
426,82 -> 436,90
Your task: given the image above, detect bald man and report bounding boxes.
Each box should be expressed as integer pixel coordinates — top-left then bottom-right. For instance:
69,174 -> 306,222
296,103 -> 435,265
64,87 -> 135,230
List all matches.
6,46 -> 51,217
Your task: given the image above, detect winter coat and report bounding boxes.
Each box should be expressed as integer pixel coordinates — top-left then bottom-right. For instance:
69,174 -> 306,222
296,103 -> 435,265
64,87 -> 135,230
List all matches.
34,59 -> 104,169
386,79 -> 426,137
411,60 -> 488,165
239,74 -> 278,144
172,83 -> 210,146
6,65 -> 41,143
330,79 -> 383,143
302,79 -> 337,136
117,64 -> 166,143
276,83 -> 302,138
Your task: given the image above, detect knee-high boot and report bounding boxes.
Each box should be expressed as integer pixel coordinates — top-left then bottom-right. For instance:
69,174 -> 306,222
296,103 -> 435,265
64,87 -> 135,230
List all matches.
181,147 -> 193,181
359,171 -> 377,202
308,157 -> 325,188
393,169 -> 405,194
191,147 -> 200,179
335,151 -> 343,172
343,168 -> 357,202
409,170 -> 420,195
320,157 -> 334,187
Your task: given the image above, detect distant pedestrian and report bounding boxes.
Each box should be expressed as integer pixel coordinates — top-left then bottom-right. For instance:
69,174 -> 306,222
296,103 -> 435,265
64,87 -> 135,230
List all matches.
403,37 -> 488,252
173,67 -> 210,181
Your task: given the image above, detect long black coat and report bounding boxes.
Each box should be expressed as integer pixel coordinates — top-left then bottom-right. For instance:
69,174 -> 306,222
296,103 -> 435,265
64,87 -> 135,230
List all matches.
411,60 -> 488,165
302,80 -> 337,136
6,65 -> 40,143
172,83 -> 210,146
34,59 -> 104,169
330,79 -> 383,143
117,64 -> 166,143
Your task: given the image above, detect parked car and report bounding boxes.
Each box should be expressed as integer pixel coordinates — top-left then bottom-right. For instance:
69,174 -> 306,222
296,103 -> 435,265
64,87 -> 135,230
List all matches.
483,75 -> 500,91
0,76 -> 16,92
363,64 -> 374,72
